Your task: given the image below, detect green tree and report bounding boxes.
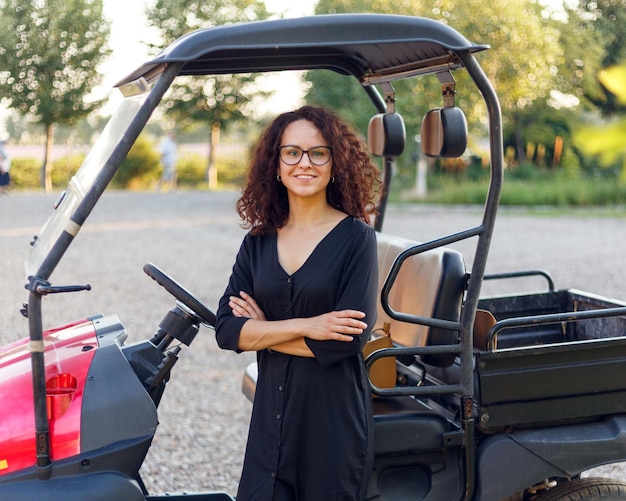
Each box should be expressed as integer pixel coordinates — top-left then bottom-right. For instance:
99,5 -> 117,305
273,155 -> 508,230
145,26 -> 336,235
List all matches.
307,0 -> 434,133
441,0 -> 562,163
145,0 -> 271,189
564,0 -> 626,117
0,0 -> 110,191
310,0 -> 562,165
574,64 -> 626,181
551,4 -> 605,115
307,0 -> 441,189
553,0 -> 625,176
3,111 -> 31,145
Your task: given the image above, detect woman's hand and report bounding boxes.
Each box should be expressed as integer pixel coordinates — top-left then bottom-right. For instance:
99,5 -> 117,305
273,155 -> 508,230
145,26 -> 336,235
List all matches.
303,310 -> 367,342
246,310 -> 367,356
229,291 -> 267,321
231,293 -> 365,353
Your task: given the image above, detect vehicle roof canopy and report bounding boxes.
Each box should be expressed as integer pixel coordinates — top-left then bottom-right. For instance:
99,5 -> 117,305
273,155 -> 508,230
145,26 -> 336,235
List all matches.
116,14 -> 488,87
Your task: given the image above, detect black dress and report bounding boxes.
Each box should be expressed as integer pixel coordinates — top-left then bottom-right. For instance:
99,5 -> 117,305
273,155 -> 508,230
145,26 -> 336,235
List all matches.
216,216 -> 378,501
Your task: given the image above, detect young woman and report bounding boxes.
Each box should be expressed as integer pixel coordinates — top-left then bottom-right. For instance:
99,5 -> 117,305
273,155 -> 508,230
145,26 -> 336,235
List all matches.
216,106 -> 381,500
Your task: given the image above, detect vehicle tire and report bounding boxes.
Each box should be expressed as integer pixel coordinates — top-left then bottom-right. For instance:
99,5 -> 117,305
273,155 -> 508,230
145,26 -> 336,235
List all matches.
535,478 -> 626,500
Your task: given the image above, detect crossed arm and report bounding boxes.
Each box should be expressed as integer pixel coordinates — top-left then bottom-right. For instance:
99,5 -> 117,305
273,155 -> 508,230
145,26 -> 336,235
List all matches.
229,291 -> 367,357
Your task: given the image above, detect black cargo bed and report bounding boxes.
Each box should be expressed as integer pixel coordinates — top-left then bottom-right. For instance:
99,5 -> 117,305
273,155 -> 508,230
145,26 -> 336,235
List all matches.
475,290 -> 626,432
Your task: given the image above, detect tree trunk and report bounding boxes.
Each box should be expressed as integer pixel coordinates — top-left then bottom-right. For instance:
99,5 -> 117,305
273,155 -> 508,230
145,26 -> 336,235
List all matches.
42,123 -> 54,193
207,121 -> 220,190
514,112 -> 525,166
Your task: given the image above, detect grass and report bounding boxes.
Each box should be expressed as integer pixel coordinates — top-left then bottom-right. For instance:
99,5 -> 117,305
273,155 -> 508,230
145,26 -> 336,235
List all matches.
397,174 -> 626,208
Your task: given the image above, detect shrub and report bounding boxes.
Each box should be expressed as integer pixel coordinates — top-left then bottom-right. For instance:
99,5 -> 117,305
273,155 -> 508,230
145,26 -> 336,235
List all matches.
112,135 -> 160,189
410,172 -> 626,206
177,153 -> 206,186
217,155 -> 248,188
9,158 -> 41,189
52,154 -> 85,187
506,162 -> 539,181
176,152 -> 248,189
9,143 -> 248,191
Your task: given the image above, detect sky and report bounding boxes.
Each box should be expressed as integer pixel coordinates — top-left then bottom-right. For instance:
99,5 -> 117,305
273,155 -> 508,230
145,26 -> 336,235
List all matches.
99,0 -> 316,113
102,1 -> 314,79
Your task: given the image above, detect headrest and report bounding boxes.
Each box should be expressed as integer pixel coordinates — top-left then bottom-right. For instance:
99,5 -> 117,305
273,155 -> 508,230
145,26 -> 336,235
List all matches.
420,107 -> 468,158
368,113 -> 406,157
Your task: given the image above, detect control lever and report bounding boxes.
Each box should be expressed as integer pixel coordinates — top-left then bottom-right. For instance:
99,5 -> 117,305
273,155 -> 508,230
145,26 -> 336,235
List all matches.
146,346 -> 181,389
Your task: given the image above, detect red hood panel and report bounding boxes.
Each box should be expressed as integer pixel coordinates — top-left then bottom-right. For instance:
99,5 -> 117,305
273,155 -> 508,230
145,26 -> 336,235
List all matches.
0,319 -> 98,475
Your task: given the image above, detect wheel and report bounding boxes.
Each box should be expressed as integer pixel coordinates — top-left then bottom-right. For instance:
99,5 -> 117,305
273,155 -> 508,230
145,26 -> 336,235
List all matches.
143,262 -> 216,327
535,478 -> 626,500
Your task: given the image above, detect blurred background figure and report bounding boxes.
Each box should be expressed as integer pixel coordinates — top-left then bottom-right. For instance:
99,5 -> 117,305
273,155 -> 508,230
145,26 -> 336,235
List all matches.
158,132 -> 178,192
0,140 -> 11,195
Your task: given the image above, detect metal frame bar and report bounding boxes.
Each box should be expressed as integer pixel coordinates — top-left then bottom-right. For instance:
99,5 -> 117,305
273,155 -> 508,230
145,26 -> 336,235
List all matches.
372,49 -> 503,501
486,306 -> 626,351
26,62 -> 184,477
484,269 -> 555,292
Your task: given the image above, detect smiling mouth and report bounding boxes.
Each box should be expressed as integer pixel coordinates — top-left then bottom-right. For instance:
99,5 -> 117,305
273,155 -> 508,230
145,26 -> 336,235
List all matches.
295,174 -> 316,179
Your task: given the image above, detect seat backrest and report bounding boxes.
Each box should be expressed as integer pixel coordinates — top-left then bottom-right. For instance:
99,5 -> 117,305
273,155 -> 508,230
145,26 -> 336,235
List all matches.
375,232 -> 466,367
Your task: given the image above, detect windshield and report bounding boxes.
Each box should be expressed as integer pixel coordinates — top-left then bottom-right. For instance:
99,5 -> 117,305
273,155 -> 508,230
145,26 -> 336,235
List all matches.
25,89 -> 149,277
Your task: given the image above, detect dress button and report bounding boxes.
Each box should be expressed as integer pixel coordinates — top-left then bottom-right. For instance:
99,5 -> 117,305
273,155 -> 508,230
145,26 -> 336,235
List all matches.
276,414 -> 281,420
287,278 -> 292,284
278,385 -> 284,391
271,471 -> 276,478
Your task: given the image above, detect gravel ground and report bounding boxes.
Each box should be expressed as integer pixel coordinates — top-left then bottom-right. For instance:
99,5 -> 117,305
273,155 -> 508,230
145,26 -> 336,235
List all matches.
1,191 -> 625,496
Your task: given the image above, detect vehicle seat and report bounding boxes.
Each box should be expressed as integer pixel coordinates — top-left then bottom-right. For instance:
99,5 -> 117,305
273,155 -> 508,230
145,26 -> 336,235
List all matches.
367,233 -> 466,455
372,396 -> 452,454
374,232 -> 466,367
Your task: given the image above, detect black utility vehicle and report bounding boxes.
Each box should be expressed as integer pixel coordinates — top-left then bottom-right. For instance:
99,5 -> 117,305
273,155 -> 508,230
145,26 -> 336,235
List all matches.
1,13 -> 626,501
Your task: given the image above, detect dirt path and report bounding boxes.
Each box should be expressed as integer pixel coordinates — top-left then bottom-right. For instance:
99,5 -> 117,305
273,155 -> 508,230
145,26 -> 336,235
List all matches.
1,191 -> 624,494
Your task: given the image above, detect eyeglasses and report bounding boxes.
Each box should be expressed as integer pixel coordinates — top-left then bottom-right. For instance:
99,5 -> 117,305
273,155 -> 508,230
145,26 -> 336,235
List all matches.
278,145 -> 332,166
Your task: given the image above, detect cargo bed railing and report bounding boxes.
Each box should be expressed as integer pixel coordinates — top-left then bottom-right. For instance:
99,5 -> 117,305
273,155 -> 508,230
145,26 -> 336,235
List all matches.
485,306 -> 626,351
484,269 -> 555,292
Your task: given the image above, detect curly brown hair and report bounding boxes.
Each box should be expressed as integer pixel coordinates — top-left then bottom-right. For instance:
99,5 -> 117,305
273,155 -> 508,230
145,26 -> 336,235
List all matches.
237,106 -> 382,235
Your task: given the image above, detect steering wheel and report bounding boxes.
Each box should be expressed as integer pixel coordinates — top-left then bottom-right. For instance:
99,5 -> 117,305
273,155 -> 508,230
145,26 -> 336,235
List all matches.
143,262 -> 216,327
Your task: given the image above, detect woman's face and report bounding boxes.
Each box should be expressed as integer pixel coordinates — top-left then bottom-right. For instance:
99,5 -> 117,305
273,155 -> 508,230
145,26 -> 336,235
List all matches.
277,119 -> 333,202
